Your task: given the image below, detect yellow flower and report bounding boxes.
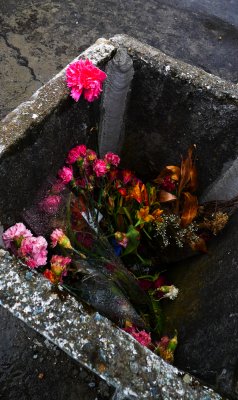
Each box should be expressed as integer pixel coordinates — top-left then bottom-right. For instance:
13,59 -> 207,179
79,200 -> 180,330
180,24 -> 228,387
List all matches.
137,206 -> 154,223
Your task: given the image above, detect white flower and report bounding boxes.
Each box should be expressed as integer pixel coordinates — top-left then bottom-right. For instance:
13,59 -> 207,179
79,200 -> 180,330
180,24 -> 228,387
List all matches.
161,285 -> 179,300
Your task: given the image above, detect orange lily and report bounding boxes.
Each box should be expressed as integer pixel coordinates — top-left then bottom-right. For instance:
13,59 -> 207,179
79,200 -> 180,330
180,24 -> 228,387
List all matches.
129,182 -> 148,204
137,206 -> 154,223
152,208 -> 163,222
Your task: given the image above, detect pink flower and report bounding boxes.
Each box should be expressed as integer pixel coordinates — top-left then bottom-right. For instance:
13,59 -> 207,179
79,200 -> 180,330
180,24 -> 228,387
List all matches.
131,330 -> 152,347
157,336 -> 170,350
39,195 -> 61,214
2,223 -> 33,249
66,145 -> 87,164
93,159 -> 108,177
66,59 -> 107,102
84,80 -> 102,102
58,166 -> 73,184
50,229 -> 72,249
51,229 -> 64,247
19,236 -> 48,268
124,326 -> 151,348
51,255 -> 71,267
104,152 -> 120,167
122,169 -> 134,185
50,255 -> 71,279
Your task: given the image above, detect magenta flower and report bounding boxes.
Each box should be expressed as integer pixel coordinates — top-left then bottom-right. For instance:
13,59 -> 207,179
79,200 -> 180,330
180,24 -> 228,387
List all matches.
124,325 -> 152,348
39,195 -> 61,214
66,144 -> 87,164
2,223 -> 33,249
58,166 -> 73,184
93,159 -> 108,177
131,330 -> 152,347
19,236 -> 48,268
66,59 -> 107,102
104,152 -> 120,167
161,176 -> 176,192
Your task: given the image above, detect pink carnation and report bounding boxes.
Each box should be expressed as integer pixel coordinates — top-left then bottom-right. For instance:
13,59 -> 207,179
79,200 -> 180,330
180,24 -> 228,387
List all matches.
51,255 -> 71,266
50,228 -> 64,247
58,166 -> 73,184
19,236 -> 48,268
2,223 -> 33,249
93,159 -> 108,177
131,330 -> 152,347
124,326 -> 151,348
66,59 -> 107,102
39,195 -> 61,214
50,229 -> 72,249
104,152 -> 120,167
66,145 -> 87,164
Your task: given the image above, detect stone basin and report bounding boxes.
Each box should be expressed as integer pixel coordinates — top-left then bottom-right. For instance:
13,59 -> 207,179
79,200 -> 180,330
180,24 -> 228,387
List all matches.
1,34 -> 238,399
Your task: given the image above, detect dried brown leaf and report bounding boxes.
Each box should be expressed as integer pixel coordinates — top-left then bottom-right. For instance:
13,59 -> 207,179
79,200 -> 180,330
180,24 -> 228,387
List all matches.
180,192 -> 198,227
165,165 -> 181,181
178,145 -> 197,195
159,190 -> 177,203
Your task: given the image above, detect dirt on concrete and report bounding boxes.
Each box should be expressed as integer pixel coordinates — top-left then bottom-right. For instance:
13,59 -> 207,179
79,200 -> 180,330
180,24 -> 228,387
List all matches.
0,0 -> 238,121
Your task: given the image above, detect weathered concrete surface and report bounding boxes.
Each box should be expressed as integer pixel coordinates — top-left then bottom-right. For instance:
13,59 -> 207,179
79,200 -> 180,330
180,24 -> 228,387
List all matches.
0,250 -> 222,400
163,211 -> 238,400
112,36 -> 238,196
0,39 -> 114,225
1,0 -> 238,120
0,306 -> 112,400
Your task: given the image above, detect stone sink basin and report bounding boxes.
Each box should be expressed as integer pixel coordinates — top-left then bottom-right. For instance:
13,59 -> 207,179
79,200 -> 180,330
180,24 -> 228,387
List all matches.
1,35 -> 238,399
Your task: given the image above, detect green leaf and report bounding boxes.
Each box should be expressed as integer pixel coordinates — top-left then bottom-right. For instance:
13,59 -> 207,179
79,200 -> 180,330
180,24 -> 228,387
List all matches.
122,225 -> 140,256
150,295 -> 164,335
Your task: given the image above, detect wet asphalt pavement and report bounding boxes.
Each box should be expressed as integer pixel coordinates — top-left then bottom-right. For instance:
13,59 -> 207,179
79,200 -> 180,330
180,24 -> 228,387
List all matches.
0,1 -> 238,399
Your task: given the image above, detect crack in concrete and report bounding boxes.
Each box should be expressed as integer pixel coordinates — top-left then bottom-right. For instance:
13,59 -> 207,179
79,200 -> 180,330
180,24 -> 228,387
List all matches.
0,32 -> 43,85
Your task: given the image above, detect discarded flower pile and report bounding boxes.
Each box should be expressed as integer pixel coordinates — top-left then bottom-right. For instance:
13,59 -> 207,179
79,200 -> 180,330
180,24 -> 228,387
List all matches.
1,59 -> 231,364
2,144 -> 230,363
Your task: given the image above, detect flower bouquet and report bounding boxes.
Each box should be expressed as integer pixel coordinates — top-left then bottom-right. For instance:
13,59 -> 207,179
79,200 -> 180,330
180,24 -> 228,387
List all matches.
2,58 -> 234,363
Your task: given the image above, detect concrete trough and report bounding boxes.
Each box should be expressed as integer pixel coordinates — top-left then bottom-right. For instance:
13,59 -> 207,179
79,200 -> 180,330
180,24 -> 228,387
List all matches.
1,34 -> 238,399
